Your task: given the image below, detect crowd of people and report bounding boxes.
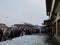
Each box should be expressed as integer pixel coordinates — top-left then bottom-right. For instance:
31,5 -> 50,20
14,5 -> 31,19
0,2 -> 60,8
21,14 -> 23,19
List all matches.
0,27 -> 40,42
0,27 -> 24,42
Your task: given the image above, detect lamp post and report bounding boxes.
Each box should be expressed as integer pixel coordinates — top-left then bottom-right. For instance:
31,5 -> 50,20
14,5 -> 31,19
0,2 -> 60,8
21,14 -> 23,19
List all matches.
5,17 -> 8,25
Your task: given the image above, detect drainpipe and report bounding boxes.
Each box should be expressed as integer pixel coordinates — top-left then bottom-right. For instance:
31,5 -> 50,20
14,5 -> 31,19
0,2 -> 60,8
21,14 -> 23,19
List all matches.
50,0 -> 56,18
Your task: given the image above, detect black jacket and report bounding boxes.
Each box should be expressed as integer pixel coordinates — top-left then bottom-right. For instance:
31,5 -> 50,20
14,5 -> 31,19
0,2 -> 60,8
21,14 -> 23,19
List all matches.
0,29 -> 3,37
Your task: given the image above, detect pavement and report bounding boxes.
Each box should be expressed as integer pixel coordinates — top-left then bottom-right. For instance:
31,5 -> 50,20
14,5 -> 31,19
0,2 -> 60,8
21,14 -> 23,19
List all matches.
0,34 -> 49,45
0,33 -> 60,45
45,36 -> 60,45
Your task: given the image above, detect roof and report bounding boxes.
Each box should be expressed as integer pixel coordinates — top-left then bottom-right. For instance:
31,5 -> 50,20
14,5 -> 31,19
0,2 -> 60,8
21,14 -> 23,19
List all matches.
42,19 -> 52,25
46,0 -> 60,16
46,0 -> 53,15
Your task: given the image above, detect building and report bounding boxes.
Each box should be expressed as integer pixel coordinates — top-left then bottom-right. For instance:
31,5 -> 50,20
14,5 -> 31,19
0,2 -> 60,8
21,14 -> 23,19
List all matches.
45,0 -> 60,42
14,24 -> 24,29
42,19 -> 52,34
14,23 -> 34,30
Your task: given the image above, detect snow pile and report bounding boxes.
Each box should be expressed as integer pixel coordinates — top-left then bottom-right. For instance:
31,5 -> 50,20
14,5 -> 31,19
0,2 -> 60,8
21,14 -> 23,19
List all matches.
0,35 -> 48,45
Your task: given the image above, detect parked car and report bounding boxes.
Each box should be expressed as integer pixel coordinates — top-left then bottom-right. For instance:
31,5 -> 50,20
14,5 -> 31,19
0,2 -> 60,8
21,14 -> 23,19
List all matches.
35,29 -> 40,33
29,28 -> 36,33
25,29 -> 32,35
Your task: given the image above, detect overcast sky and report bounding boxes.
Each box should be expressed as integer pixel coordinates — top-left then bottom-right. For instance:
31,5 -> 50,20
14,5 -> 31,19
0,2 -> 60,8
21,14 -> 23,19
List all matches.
0,0 -> 49,26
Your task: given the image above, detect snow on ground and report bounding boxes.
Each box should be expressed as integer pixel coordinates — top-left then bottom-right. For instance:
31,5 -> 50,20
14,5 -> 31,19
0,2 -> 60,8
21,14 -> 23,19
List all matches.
0,35 -> 48,45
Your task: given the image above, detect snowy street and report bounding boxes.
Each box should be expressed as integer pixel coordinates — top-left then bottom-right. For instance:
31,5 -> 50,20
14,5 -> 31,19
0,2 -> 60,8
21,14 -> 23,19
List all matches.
0,35 -> 48,45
